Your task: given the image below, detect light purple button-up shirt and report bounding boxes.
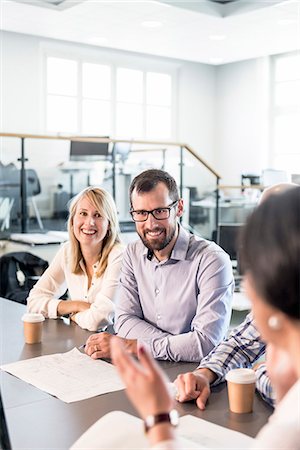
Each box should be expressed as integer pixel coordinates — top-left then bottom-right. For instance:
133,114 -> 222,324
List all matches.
115,225 -> 234,362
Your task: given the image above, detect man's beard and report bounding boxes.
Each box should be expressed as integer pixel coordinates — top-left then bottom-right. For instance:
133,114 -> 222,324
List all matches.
138,224 -> 176,252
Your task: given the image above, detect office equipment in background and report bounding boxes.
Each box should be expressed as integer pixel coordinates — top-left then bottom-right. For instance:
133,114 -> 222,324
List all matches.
0,390 -> 12,450
10,231 -> 68,245
217,224 -> 242,262
217,224 -> 244,288
0,165 -> 43,231
261,169 -> 288,186
70,139 -> 110,161
291,173 -> 300,185
112,141 -> 131,164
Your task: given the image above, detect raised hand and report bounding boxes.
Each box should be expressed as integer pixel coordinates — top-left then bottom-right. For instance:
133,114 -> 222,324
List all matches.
111,337 -> 173,419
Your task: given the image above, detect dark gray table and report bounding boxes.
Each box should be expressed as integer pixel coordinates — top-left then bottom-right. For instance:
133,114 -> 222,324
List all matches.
0,298 -> 273,449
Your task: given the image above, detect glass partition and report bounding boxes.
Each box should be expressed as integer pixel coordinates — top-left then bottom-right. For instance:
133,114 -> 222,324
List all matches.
0,135 -> 219,239
181,147 -> 218,240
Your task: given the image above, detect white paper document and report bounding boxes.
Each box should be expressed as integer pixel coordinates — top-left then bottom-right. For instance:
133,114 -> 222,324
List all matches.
71,411 -> 254,450
0,348 -> 124,403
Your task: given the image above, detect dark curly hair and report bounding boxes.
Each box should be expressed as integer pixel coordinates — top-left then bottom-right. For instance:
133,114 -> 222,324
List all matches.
240,186 -> 300,320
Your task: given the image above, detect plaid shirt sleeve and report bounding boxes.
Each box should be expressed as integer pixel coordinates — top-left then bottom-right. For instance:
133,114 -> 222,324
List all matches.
197,313 -> 275,406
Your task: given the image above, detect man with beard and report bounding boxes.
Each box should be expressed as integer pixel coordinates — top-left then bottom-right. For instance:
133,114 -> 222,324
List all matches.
85,169 -> 234,362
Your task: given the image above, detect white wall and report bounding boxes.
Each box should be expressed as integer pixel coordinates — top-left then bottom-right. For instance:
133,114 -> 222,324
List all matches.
0,31 -> 218,217
1,30 -> 275,194
215,57 -> 271,185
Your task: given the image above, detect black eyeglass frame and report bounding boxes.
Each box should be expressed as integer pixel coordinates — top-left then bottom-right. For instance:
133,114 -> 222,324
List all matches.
130,200 -> 179,222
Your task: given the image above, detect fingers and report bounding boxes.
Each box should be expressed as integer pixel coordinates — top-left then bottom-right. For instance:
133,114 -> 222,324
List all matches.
85,334 -> 112,359
137,345 -> 163,377
111,337 -> 139,378
196,384 -> 210,411
86,333 -> 100,345
175,373 -> 200,402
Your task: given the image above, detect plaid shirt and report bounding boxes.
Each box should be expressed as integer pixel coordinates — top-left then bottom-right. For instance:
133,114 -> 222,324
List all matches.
198,313 -> 275,406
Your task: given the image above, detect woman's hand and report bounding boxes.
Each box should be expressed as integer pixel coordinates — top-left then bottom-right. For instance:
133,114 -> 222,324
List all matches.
57,300 -> 91,317
111,337 -> 173,419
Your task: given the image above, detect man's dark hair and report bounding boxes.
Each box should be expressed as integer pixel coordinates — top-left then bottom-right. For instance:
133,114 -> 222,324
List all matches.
129,169 -> 179,206
240,186 -> 300,320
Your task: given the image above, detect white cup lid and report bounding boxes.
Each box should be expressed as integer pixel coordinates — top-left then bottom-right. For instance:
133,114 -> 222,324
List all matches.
225,368 -> 256,384
22,313 -> 45,323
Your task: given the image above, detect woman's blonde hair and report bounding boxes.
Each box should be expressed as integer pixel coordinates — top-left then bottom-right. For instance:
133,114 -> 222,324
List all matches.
67,186 -> 121,277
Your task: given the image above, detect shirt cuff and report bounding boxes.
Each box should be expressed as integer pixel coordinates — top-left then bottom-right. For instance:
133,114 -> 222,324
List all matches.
48,299 -> 62,319
197,361 -> 225,386
151,439 -> 179,450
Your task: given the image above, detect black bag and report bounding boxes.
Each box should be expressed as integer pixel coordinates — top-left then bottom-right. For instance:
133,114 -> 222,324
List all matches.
0,252 -> 49,304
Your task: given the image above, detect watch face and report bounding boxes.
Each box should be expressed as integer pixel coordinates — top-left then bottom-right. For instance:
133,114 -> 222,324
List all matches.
144,409 -> 179,433
169,409 -> 179,427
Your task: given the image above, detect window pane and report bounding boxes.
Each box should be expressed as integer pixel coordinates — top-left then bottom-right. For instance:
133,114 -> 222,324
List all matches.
146,106 -> 171,139
117,68 -> 143,103
47,57 -> 77,96
274,114 -> 300,155
82,99 -> 111,135
116,103 -> 143,137
47,95 -> 77,133
147,72 -> 171,106
274,154 -> 300,174
82,63 -> 111,99
275,80 -> 300,107
275,55 -> 300,82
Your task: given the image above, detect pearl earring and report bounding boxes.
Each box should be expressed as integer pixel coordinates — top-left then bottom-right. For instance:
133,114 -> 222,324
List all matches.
268,315 -> 282,331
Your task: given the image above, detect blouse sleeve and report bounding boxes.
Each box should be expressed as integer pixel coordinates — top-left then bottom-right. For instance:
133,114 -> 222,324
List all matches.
26,243 -> 68,318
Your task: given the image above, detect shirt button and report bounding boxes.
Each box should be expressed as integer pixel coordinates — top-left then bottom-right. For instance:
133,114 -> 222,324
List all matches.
84,296 -> 87,299
93,265 -> 97,269
157,314 -> 161,320
155,288 -> 159,295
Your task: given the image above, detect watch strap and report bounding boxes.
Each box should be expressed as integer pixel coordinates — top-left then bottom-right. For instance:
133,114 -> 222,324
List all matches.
144,409 -> 179,433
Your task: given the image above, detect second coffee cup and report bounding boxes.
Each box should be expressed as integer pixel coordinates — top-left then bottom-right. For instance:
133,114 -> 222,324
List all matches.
225,368 -> 256,413
22,313 -> 45,344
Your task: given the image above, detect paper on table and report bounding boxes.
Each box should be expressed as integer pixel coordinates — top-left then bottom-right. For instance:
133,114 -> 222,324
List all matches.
0,348 -> 124,403
71,411 -> 200,450
71,411 -> 255,450
179,414 -> 254,449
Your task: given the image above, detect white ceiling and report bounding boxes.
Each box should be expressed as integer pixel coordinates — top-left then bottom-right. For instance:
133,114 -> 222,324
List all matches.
1,0 -> 299,64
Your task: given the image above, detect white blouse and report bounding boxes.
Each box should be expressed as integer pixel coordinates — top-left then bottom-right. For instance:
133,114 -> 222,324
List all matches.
27,241 -> 124,331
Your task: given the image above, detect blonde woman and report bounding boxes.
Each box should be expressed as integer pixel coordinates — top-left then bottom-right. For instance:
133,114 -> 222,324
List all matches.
27,187 -> 124,331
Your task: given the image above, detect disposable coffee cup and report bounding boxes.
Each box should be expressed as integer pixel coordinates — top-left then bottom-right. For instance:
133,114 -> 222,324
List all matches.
22,313 -> 45,344
225,368 -> 256,413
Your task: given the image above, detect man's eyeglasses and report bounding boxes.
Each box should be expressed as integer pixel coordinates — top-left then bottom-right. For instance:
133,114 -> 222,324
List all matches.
130,200 -> 179,222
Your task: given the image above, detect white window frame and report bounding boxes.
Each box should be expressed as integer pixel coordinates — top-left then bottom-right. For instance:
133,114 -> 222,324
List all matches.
42,47 -> 177,140
270,51 -> 300,173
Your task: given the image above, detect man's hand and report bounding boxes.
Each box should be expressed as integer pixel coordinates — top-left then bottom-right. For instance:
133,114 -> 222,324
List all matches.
174,368 -> 217,410
57,300 -> 90,317
85,332 -> 137,359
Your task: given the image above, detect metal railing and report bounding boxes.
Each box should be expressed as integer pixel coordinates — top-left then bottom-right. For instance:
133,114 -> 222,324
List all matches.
0,133 -> 221,238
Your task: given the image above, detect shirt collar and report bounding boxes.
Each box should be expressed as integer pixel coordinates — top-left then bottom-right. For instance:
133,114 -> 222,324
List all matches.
142,224 -> 190,262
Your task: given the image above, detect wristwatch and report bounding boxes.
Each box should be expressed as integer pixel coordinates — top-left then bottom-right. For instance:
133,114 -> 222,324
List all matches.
144,409 -> 179,433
